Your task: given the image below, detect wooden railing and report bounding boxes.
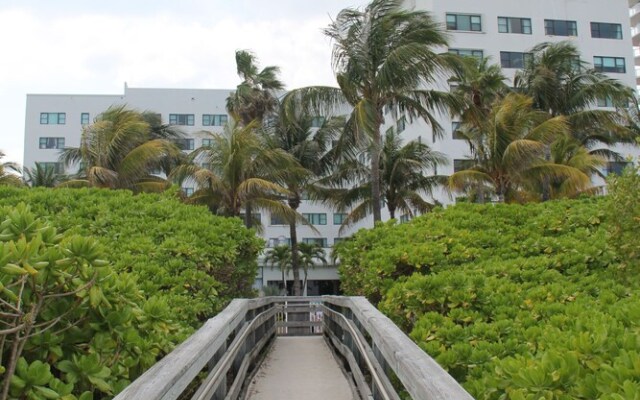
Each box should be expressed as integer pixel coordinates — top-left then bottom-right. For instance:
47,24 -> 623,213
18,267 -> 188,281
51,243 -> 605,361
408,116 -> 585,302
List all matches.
113,296 -> 474,400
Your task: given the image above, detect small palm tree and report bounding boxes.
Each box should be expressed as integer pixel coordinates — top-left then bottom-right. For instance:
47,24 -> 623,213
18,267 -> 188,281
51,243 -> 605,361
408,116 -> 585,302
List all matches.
59,105 -> 181,192
170,120 -> 299,227
264,245 -> 292,295
297,242 -> 327,296
318,0 -> 457,222
449,93 -> 589,202
0,151 -> 22,187
23,163 -> 65,187
325,128 -> 447,229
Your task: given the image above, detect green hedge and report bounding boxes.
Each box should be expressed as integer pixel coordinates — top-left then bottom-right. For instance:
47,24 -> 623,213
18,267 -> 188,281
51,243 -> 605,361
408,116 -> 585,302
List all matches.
335,198 -> 640,399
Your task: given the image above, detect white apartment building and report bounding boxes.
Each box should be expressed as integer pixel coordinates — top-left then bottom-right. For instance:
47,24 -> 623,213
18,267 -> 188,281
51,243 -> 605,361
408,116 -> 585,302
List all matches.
24,0 -> 638,293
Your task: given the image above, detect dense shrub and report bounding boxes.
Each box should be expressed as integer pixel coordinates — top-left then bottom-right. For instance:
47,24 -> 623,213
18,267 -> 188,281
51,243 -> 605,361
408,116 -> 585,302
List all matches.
335,198 -> 640,399
0,188 -> 263,399
606,164 -> 640,272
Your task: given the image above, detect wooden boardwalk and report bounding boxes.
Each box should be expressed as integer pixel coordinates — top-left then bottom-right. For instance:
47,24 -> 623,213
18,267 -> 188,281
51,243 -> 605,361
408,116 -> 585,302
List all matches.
245,336 -> 355,400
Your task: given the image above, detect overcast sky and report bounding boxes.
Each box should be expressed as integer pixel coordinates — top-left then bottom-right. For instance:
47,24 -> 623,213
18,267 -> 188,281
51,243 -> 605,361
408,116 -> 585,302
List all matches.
0,0 -> 365,164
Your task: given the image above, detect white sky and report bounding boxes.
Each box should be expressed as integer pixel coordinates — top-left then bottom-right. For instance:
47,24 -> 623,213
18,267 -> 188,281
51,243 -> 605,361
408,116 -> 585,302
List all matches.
0,0 -> 365,164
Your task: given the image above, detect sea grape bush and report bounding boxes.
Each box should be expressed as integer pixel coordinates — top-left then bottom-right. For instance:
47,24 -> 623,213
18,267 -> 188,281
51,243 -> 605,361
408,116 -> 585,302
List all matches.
0,188 -> 262,399
335,197 -> 640,399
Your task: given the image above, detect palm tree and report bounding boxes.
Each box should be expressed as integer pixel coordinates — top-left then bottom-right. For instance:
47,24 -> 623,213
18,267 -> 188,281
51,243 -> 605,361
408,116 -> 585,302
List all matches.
0,151 -> 22,187
449,93 -> 590,202
263,92 -> 342,296
514,41 -> 636,156
23,163 -> 65,187
297,242 -> 327,296
226,50 -> 284,127
59,105 -> 181,192
170,120 -> 299,226
320,0 -> 457,222
264,245 -> 292,295
449,56 -> 509,128
325,128 -> 447,229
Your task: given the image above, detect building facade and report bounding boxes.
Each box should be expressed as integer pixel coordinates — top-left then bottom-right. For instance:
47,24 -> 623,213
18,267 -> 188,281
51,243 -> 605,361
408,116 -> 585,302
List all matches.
24,0 -> 638,292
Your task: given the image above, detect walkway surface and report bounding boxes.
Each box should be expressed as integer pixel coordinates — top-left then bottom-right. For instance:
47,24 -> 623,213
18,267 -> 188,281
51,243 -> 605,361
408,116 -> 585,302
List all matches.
245,336 -> 355,400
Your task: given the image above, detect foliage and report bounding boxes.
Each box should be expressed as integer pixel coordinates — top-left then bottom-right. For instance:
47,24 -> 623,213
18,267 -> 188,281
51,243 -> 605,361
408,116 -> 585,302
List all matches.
59,105 -> 181,192
606,164 -> 640,272
335,197 -> 640,399
24,163 -> 66,188
0,152 -> 22,187
0,187 -> 263,329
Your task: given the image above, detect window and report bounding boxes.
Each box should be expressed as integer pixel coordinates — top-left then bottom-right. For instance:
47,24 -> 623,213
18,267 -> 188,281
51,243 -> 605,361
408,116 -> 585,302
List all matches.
270,214 -> 286,225
452,122 -> 464,140
594,56 -> 626,73
400,214 -> 411,223
310,116 -> 325,128
454,159 -> 474,172
333,213 -> 347,225
202,138 -> 214,147
334,237 -> 346,246
169,114 -> 195,126
183,187 -> 194,196
202,114 -> 228,126
500,52 -> 532,69
302,238 -> 328,248
498,17 -> 532,34
449,48 -> 484,59
397,116 -> 406,133
446,14 -> 482,32
597,97 -> 614,108
303,213 -> 327,225
591,22 -> 622,39
175,138 -> 194,150
269,237 -> 291,247
544,19 -> 578,36
607,161 -> 630,176
39,137 -> 65,149
40,113 -> 66,125
38,162 -> 64,174
81,113 -> 90,125
240,213 -> 262,224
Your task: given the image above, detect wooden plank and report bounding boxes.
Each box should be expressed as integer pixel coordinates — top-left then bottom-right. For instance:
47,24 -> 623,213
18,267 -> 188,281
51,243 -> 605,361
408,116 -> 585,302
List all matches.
326,330 -> 371,400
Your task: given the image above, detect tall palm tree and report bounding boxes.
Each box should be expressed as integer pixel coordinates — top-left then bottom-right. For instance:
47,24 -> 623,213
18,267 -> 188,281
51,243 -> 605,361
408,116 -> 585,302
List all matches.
325,128 -> 447,229
449,93 -> 589,202
320,0 -> 457,222
297,242 -> 327,296
23,163 -> 65,187
514,41 -> 636,156
263,92 -> 342,296
449,56 -> 509,128
170,120 -> 299,226
226,50 -> 284,127
0,151 -> 22,187
59,105 -> 181,192
264,245 -> 292,295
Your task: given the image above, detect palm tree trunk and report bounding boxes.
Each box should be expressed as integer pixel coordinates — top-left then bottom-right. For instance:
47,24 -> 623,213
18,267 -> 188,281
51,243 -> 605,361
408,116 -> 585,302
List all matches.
289,221 -> 302,296
244,203 -> 253,228
371,120 -> 383,223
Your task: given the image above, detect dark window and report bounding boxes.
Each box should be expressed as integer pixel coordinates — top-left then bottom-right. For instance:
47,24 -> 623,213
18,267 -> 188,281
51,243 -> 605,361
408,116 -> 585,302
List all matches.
202,114 -> 228,126
310,116 -> 325,128
597,97 -> 614,108
498,17 -> 532,34
544,19 -> 578,36
591,22 -> 622,39
81,113 -> 90,125
38,162 -> 64,174
39,137 -> 65,149
397,116 -> 406,133
303,213 -> 327,225
175,138 -> 194,150
169,114 -> 195,126
302,238 -> 328,248
183,187 -> 194,196
270,214 -> 286,225
333,213 -> 347,225
452,122 -> 464,140
446,14 -> 482,32
239,213 -> 262,224
269,237 -> 291,247
454,159 -> 474,172
500,52 -> 533,69
202,138 -> 214,147
607,161 -> 630,175
449,48 -> 484,59
40,113 -> 66,124
594,56 -> 626,73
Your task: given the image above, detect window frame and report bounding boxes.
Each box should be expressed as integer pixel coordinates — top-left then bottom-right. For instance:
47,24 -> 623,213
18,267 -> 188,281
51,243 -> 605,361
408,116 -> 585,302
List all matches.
175,138 -> 195,151
591,22 -> 622,39
303,213 -> 327,225
38,137 -> 65,149
40,112 -> 66,125
169,113 -> 195,126
446,13 -> 482,32
500,51 -> 533,69
449,48 -> 484,59
202,114 -> 228,126
81,113 -> 90,125
593,56 -> 626,73
201,138 -> 214,147
333,213 -> 347,225
302,237 -> 328,248
498,17 -> 532,34
544,19 -> 578,36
